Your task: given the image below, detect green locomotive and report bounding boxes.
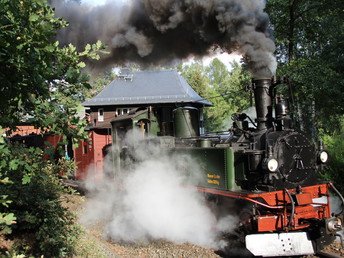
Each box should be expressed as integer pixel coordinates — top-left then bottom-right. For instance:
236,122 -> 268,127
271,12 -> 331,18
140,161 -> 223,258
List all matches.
110,78 -> 343,257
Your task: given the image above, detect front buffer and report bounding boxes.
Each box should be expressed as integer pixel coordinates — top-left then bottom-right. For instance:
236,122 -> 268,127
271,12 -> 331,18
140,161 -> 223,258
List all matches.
246,232 -> 314,257
196,183 -> 343,257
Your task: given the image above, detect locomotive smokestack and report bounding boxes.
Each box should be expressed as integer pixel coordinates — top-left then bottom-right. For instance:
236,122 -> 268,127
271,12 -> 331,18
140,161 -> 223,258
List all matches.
252,78 -> 273,131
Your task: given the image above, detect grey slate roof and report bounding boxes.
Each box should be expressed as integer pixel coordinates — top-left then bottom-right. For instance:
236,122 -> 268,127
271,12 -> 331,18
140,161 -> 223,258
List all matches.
82,70 -> 212,107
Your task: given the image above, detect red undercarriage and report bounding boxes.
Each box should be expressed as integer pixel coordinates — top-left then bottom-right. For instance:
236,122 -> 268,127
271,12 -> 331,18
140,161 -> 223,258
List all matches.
195,183 -> 331,232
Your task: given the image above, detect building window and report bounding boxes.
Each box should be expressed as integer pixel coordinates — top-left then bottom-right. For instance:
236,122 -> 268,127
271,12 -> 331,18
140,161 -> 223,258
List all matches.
82,142 -> 88,155
98,108 -> 104,122
116,108 -> 131,116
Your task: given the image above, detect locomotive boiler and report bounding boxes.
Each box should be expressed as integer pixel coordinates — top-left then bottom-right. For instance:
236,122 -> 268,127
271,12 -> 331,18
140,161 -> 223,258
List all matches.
111,77 -> 344,257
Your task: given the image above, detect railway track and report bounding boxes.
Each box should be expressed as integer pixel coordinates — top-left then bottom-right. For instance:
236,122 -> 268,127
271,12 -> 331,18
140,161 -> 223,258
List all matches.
316,251 -> 343,258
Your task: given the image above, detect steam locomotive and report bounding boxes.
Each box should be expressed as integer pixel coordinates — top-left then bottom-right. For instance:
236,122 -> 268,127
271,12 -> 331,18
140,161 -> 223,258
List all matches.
111,77 -> 343,257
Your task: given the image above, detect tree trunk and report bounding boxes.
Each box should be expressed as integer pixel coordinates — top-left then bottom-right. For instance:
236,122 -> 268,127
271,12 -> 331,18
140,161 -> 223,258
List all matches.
288,0 -> 296,63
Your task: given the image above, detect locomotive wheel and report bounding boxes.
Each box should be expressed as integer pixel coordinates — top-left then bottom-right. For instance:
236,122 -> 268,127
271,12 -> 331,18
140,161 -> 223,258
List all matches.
217,237 -> 254,258
217,203 -> 255,257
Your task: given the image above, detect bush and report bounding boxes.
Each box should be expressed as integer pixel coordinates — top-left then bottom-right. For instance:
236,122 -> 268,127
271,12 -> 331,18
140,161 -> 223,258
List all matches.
0,142 -> 80,256
54,157 -> 78,178
321,116 -> 344,193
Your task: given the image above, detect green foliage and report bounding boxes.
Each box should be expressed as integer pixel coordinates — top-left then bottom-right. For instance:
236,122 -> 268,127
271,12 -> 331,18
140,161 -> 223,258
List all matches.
180,59 -> 251,131
180,61 -> 209,98
264,0 -> 344,191
54,157 -> 78,178
0,144 -> 17,235
0,0 -> 108,255
0,142 -> 80,256
320,116 -> 344,193
0,212 -> 16,234
0,0 -> 106,139
265,0 -> 344,137
277,59 -> 344,137
81,70 -> 117,101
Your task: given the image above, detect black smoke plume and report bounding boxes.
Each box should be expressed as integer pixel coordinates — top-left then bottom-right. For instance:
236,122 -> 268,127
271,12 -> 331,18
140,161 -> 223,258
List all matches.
53,0 -> 276,77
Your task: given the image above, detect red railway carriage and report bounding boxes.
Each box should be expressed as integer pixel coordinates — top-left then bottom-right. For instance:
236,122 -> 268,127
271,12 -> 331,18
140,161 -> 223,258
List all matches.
6,125 -> 65,160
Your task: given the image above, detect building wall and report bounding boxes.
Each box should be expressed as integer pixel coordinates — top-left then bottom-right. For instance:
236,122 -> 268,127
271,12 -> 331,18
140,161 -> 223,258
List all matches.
74,129 -> 112,180
74,131 -> 94,180
88,106 -> 117,127
92,128 -> 112,181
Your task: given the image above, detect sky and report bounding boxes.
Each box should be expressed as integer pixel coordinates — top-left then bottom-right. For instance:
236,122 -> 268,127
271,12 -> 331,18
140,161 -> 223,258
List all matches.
82,0 -> 113,5
80,0 -> 242,69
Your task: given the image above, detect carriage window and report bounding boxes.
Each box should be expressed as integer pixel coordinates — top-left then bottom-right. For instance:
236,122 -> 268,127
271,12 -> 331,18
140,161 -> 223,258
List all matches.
98,108 -> 104,122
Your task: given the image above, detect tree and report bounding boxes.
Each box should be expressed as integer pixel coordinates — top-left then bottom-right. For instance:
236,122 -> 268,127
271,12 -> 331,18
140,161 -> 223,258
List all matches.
179,61 -> 209,99
0,0 -> 106,255
265,0 -> 344,189
207,59 -> 251,111
320,116 -> 344,192
179,59 -> 251,131
0,0 -> 106,137
206,58 -> 230,94
265,0 -> 344,137
82,70 -> 117,100
179,61 -> 224,131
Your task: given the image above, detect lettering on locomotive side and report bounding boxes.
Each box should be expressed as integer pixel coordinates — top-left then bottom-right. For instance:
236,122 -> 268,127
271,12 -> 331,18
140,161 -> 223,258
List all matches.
207,174 -> 221,179
207,174 -> 221,185
207,179 -> 220,185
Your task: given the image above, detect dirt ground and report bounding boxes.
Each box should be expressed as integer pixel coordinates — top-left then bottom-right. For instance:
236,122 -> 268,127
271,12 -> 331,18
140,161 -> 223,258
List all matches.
65,193 -> 343,258
65,193 -> 220,258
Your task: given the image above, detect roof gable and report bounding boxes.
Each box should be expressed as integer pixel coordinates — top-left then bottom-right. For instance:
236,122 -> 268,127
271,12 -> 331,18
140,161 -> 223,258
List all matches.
82,70 -> 211,107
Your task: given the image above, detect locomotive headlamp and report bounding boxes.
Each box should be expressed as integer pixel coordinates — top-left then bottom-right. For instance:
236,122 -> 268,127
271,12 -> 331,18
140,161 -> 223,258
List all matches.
267,158 -> 279,172
318,150 -> 329,163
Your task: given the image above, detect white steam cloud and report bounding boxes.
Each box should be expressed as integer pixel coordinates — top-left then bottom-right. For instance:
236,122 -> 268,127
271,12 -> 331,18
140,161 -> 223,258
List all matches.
80,130 -> 237,249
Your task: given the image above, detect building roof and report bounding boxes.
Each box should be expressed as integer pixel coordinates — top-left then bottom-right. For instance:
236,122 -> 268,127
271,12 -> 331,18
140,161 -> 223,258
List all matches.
82,69 -> 212,107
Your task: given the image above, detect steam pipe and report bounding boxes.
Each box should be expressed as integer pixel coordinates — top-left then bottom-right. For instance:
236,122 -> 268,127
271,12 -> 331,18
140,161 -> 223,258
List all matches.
285,189 -> 295,230
252,78 -> 273,131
